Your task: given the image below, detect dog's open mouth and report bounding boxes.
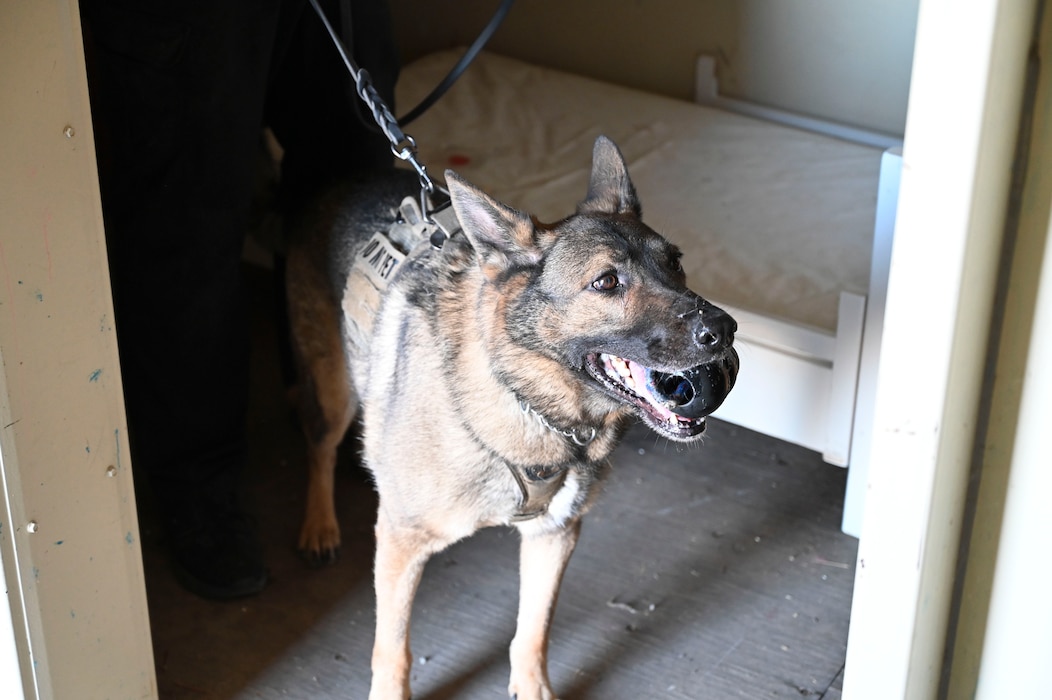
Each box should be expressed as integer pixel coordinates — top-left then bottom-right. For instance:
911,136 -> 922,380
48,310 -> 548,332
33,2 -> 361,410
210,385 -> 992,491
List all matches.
585,351 -> 738,441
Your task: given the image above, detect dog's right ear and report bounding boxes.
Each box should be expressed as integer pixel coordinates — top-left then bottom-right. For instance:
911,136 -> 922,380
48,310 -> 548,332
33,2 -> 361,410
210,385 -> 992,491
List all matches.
446,170 -> 542,277
577,135 -> 642,218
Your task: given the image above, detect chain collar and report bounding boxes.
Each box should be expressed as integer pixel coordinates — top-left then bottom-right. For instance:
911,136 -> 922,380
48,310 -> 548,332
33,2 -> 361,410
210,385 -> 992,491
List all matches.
518,398 -> 598,446
507,398 -> 597,522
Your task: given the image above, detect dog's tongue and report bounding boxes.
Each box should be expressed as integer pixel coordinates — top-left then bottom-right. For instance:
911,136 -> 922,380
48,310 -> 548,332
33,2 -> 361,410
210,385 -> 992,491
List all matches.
628,361 -> 678,421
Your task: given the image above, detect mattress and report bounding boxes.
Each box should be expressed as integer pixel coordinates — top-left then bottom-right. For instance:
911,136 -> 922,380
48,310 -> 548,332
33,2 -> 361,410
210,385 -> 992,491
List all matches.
395,50 -> 883,331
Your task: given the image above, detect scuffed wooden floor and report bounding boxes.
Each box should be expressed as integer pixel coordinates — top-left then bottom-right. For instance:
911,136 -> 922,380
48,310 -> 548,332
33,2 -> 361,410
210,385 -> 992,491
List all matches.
140,267 -> 856,699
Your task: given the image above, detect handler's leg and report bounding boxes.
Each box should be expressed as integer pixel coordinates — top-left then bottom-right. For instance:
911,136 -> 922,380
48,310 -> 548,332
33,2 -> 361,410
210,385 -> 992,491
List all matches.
80,0 -> 284,599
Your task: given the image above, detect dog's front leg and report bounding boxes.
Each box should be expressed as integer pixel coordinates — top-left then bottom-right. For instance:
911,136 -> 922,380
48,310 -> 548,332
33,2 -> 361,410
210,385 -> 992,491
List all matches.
508,520 -> 581,700
369,512 -> 437,700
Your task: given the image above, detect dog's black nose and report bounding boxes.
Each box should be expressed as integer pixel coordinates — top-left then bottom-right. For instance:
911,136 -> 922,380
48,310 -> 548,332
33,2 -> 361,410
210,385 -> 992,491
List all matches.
696,305 -> 737,352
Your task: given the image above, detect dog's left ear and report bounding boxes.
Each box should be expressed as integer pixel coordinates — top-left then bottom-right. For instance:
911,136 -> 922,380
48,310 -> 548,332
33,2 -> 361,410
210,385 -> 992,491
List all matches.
446,170 -> 542,276
577,135 -> 642,217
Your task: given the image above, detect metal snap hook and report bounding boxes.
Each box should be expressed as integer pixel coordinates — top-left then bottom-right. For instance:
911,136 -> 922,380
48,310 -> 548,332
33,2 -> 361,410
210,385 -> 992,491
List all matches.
572,427 -> 598,446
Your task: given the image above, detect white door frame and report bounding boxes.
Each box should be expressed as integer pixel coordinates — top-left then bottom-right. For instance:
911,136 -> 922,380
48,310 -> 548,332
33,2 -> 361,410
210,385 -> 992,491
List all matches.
0,1 -> 156,697
844,0 -> 1043,697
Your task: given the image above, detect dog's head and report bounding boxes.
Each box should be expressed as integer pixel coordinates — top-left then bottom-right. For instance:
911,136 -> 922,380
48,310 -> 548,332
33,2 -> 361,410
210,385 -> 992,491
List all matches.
446,136 -> 738,442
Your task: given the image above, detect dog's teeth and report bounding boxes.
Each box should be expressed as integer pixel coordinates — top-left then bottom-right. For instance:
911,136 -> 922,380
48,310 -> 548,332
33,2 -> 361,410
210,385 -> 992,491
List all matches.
604,354 -> 628,373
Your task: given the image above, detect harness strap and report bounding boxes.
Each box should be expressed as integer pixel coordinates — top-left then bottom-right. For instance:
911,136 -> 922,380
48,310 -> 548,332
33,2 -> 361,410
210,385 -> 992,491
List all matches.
426,201 -> 461,249
506,463 -> 570,522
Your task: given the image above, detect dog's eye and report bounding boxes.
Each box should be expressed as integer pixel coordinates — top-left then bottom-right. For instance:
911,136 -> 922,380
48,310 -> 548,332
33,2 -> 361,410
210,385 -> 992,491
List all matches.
592,273 -> 621,292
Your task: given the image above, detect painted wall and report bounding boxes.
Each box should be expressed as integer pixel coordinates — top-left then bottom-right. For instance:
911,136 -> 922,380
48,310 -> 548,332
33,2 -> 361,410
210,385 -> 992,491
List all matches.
390,0 -> 919,136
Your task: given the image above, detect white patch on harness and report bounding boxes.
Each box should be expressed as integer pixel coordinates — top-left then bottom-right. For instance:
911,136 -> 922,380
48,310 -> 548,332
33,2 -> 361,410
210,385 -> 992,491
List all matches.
342,196 -> 460,354
342,197 -> 437,354
357,231 -> 406,288
342,231 -> 405,354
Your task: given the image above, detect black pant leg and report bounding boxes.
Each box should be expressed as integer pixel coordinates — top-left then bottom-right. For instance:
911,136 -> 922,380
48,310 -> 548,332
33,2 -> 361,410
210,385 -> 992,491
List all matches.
266,0 -> 401,216
81,0 -> 284,510
266,0 -> 400,388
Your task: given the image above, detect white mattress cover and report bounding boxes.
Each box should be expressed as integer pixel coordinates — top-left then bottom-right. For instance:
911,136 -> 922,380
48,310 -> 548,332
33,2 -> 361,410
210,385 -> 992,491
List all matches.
396,50 -> 883,331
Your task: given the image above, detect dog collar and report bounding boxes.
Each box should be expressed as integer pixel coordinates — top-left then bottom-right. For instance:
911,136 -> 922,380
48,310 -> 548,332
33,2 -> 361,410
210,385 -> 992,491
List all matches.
504,399 -> 599,522
518,399 -> 598,446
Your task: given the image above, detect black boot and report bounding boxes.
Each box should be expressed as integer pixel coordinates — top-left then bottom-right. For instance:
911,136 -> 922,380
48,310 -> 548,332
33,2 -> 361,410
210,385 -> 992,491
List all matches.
164,491 -> 268,600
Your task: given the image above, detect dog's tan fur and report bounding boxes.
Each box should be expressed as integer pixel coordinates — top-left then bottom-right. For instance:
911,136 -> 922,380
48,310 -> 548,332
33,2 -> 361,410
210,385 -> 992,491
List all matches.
286,137 -> 737,699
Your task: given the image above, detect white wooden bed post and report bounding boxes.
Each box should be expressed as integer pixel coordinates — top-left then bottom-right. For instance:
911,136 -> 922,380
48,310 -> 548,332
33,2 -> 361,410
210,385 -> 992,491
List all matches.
841,148 -> 902,538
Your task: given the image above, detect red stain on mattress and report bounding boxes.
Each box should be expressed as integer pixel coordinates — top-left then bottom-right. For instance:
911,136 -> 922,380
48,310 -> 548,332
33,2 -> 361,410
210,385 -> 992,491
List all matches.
447,154 -> 471,167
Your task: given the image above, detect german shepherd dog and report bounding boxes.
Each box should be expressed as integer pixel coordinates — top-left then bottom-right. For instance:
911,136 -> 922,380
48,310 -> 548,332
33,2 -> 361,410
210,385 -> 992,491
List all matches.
286,136 -> 739,699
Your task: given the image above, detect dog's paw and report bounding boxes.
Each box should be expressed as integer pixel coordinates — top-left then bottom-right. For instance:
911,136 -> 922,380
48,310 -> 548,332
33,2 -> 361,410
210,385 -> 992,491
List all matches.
368,674 -> 412,700
508,675 -> 557,700
297,542 -> 340,568
508,689 -> 557,700
297,517 -> 341,567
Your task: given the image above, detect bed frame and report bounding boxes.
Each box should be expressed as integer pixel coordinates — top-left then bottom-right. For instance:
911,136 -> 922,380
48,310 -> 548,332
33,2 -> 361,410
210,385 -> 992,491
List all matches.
714,149 -> 900,536
691,55 -> 903,535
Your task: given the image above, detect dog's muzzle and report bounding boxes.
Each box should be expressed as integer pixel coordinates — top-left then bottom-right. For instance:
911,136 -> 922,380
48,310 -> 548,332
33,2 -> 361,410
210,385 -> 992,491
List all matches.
647,348 -> 739,419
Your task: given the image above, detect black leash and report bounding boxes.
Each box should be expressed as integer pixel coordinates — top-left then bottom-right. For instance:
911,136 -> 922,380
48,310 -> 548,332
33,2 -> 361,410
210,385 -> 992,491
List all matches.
308,0 -> 514,227
396,0 -> 515,127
